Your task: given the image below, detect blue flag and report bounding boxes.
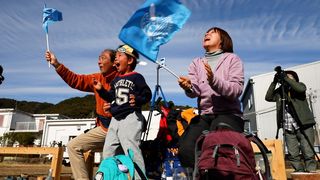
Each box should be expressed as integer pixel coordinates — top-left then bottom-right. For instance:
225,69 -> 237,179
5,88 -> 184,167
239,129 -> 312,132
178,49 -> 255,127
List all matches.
119,0 -> 191,62
42,5 -> 63,33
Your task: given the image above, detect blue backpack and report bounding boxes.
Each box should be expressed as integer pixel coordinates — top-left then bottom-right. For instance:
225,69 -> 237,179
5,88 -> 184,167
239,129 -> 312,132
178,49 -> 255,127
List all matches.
95,149 -> 147,180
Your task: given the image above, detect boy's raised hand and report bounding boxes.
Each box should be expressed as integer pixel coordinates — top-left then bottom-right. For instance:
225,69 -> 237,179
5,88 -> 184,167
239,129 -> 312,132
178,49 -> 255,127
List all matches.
92,78 -> 102,90
129,94 -> 135,106
103,102 -> 111,112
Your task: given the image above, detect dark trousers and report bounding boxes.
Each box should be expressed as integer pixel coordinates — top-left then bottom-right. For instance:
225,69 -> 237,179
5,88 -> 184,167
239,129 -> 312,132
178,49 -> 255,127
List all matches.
285,127 -> 317,172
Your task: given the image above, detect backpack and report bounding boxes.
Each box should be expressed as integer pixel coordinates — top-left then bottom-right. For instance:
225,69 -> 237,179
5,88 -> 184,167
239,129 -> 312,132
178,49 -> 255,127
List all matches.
155,105 -> 173,143
194,129 -> 260,180
166,108 -> 198,144
177,108 -> 197,136
158,108 -> 197,179
95,149 -> 148,180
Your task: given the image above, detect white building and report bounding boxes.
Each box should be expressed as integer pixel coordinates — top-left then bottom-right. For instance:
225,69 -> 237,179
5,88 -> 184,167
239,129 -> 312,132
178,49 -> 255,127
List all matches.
0,108 -> 33,136
241,61 -> 320,146
41,111 -> 162,147
41,118 -> 96,147
0,106 -> 161,146
41,111 -> 162,163
0,108 -> 66,134
0,108 -> 68,146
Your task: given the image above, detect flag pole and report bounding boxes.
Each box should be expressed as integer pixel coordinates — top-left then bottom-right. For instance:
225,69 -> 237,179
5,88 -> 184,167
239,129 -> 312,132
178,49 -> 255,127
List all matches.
155,59 -> 179,79
46,32 -> 50,68
42,5 -> 62,68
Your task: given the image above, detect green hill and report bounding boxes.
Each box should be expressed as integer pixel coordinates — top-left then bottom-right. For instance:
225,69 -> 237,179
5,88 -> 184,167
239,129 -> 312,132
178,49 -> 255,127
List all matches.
0,95 -> 95,118
0,96 -> 190,119
0,98 -> 54,114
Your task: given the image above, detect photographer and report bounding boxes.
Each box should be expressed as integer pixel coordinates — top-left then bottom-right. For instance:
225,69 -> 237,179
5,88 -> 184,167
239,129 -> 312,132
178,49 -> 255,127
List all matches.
265,67 -> 317,172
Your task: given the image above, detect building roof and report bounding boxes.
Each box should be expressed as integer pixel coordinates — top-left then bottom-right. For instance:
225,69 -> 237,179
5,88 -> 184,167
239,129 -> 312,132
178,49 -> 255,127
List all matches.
241,60 -> 320,102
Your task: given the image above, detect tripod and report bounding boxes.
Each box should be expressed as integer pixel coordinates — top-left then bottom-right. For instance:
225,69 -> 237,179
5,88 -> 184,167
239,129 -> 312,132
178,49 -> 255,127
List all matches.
142,63 -> 168,141
276,78 -> 286,152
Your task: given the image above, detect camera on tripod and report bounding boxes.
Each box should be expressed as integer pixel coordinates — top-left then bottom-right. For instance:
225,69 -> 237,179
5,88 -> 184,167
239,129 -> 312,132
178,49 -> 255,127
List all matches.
274,66 -> 286,82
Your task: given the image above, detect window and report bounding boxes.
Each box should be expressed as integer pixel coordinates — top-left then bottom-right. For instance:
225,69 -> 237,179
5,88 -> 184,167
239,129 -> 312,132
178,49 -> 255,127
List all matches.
248,94 -> 253,109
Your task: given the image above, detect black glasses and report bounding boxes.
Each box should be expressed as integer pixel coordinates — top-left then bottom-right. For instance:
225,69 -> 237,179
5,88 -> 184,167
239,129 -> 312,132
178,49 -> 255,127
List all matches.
99,56 -> 108,60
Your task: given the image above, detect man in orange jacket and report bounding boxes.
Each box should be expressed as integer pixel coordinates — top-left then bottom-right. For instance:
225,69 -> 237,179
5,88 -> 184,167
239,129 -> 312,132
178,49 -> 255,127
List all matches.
45,49 -> 118,180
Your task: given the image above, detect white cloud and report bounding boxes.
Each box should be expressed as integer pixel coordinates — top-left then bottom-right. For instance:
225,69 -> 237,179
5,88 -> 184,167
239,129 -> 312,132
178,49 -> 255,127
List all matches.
1,0 -> 320,105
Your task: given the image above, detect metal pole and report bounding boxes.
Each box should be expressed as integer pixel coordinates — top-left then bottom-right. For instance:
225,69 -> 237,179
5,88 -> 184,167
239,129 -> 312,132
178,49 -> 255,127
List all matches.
142,64 -> 168,141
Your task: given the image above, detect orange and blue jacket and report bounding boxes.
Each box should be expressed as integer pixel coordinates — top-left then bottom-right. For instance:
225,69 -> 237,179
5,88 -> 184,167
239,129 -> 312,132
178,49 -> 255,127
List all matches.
56,64 -> 118,132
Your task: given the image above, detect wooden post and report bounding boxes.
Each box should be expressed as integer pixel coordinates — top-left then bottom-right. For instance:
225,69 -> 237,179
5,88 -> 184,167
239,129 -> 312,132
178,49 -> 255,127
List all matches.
0,147 -> 64,180
291,172 -> 320,180
251,139 -> 287,180
84,150 -> 94,178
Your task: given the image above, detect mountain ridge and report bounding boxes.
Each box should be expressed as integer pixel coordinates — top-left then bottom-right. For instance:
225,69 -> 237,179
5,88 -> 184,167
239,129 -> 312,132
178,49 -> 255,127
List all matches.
0,95 -> 96,118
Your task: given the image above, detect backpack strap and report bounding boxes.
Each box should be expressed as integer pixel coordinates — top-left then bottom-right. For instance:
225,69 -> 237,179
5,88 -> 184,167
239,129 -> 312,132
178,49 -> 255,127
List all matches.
212,145 -> 219,159
245,133 -> 273,180
233,146 -> 240,167
193,130 -> 209,179
128,149 -> 134,160
115,150 -> 135,179
127,149 -> 148,180
133,162 -> 148,180
212,144 -> 241,167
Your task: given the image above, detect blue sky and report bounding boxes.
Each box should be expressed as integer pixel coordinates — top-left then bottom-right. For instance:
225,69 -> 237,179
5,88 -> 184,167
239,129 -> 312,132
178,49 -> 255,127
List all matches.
0,0 -> 320,107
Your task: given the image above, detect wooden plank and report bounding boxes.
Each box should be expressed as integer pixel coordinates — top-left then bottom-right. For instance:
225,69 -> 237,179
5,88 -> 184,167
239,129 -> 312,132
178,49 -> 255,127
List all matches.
0,147 -> 63,180
51,147 -> 64,179
251,139 -> 287,180
84,150 -> 94,178
291,172 -> 320,180
0,147 -> 60,155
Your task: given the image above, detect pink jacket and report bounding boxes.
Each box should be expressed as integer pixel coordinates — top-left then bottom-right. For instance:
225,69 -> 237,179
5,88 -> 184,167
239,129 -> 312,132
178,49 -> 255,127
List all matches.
186,53 -> 244,115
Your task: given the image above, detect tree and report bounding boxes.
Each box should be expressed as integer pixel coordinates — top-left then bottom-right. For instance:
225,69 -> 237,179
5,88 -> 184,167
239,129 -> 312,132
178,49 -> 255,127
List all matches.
0,132 -> 41,147
15,132 -> 40,146
1,132 -> 17,146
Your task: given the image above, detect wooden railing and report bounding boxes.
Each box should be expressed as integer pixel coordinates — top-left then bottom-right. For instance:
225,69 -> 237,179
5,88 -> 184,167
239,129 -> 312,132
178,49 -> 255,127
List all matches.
0,147 -> 64,180
251,139 -> 286,180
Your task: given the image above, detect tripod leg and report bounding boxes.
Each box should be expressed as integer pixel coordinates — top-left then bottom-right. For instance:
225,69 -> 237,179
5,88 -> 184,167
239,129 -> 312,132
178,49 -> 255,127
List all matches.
142,110 -> 154,141
158,85 -> 168,107
142,86 -> 158,141
300,127 -> 320,162
314,123 -> 320,155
